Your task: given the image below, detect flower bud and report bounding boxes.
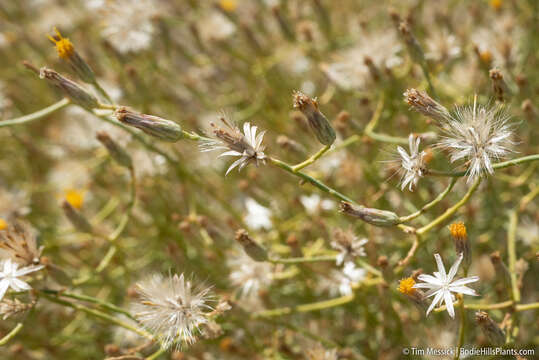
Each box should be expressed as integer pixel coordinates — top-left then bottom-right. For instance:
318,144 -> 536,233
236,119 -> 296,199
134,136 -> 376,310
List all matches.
293,91 -> 336,145
449,222 -> 471,271
475,311 -> 505,345
96,131 -> 133,169
340,202 -> 400,227
404,88 -> 450,122
115,107 -> 183,142
39,67 -> 98,109
489,68 -> 508,102
48,28 -> 96,84
235,229 -> 268,262
398,22 -> 425,64
62,200 -> 93,233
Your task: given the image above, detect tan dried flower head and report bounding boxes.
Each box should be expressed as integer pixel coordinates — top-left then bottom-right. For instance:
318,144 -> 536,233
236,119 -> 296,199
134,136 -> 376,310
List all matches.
0,222 -> 43,266
0,298 -> 36,320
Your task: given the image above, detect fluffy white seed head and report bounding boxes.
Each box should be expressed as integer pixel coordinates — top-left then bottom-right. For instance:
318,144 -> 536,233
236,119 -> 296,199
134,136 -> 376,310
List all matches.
132,273 -> 214,350
437,96 -> 515,182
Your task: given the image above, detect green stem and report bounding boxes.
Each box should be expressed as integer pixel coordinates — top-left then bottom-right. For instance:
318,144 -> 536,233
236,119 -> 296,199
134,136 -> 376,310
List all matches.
42,294 -> 152,340
269,255 -> 382,277
40,289 -> 135,320
416,178 -> 482,235
516,302 -> 539,311
0,323 -> 24,346
269,157 -> 356,204
507,209 -> 520,302
269,255 -> 336,264
92,81 -> 113,104
420,62 -> 438,99
292,144 -> 331,172
0,98 -> 70,127
253,294 -> 355,318
399,178 -> 458,223
427,155 -> 539,178
454,295 -> 466,360
146,347 -> 166,360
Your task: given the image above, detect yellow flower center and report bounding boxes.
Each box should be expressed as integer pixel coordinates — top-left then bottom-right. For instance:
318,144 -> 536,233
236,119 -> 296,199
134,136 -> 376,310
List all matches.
489,0 -> 502,10
0,218 -> 7,231
479,50 -> 492,64
219,0 -> 237,12
48,27 -> 74,60
398,277 -> 416,295
449,222 -> 467,240
65,189 -> 85,210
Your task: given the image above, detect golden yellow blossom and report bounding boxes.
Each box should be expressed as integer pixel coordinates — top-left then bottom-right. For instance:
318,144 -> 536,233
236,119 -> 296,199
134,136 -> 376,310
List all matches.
48,27 -> 74,60
0,218 -> 7,231
64,189 -> 85,210
398,277 -> 417,295
219,0 -> 237,12
449,222 -> 467,240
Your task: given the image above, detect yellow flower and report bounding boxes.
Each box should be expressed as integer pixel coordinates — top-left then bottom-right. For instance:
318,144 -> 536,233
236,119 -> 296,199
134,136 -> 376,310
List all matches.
489,0 -> 502,10
398,277 -> 416,295
48,27 -> 74,60
479,50 -> 492,65
219,0 -> 237,12
449,222 -> 467,240
0,218 -> 7,231
64,189 -> 85,210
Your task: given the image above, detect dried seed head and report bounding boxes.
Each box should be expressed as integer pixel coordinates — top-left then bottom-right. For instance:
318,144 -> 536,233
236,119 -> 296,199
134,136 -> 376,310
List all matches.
0,222 -> 43,266
293,91 -> 336,145
115,107 -> 183,142
62,200 -> 93,233
132,273 -> 214,350
0,298 -> 36,320
48,27 -> 96,84
340,202 -> 400,227
96,131 -> 133,169
489,68 -> 507,102
475,311 -> 505,345
39,67 -> 98,109
404,88 -> 450,122
436,95 -> 515,183
234,229 -> 268,262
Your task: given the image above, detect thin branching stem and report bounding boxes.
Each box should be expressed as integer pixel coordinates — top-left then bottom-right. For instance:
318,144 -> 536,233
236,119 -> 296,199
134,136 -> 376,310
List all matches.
269,157 -> 357,204
0,323 -> 24,346
0,98 -> 70,127
427,155 -> 539,177
399,177 -> 458,223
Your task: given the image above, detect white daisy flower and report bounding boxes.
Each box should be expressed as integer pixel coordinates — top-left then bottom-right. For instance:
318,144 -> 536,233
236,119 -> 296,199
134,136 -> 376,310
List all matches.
200,117 -> 266,175
243,198 -> 272,230
0,258 -> 44,301
132,273 -> 214,350
397,134 -> 427,191
331,229 -> 368,266
437,96 -> 514,183
413,253 -> 479,318
228,253 -> 273,299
